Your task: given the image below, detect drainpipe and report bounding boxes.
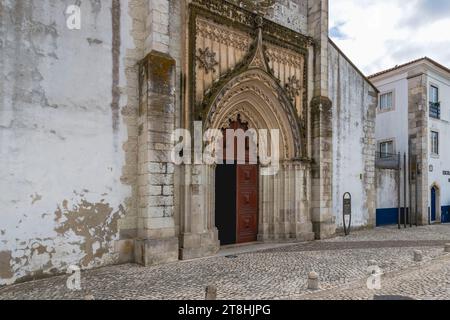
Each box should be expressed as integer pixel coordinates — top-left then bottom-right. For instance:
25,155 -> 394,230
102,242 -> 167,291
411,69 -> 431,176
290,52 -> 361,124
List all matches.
398,152 -> 401,230
415,159 -> 419,227
404,152 -> 407,228
408,153 -> 412,227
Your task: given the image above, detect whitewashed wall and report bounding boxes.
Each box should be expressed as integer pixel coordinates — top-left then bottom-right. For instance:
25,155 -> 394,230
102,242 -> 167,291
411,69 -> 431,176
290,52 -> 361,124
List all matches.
373,72 -> 409,210
376,169 -> 398,209
328,43 -> 377,229
0,0 -> 138,285
374,73 -> 409,157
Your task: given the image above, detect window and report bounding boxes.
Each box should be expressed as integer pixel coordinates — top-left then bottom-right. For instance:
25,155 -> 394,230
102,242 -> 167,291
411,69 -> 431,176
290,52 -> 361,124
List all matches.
379,92 -> 393,111
429,85 -> 441,119
379,140 -> 394,158
430,85 -> 439,103
431,131 -> 439,155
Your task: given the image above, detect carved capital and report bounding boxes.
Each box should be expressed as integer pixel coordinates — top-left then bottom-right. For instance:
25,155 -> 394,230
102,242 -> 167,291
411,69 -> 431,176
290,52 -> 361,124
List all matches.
140,51 -> 176,95
310,96 -> 332,116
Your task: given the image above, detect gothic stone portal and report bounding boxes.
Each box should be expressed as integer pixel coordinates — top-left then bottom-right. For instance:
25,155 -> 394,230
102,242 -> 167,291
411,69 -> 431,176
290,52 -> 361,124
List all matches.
178,2 -> 315,260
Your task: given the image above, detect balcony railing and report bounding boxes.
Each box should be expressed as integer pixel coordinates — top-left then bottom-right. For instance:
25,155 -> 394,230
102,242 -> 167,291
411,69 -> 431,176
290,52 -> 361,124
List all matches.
376,152 -> 400,169
429,102 -> 441,119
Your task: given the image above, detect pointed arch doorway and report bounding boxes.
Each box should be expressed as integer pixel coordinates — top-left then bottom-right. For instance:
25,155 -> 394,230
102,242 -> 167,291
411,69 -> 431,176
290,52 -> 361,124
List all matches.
431,184 -> 440,223
215,116 -> 259,245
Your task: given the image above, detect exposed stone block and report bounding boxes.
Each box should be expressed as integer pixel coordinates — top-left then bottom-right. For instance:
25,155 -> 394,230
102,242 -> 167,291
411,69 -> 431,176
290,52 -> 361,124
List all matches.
134,237 -> 179,266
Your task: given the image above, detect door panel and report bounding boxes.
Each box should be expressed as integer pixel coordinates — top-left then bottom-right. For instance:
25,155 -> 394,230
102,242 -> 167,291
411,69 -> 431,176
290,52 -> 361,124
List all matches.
215,164 -> 237,245
431,188 -> 437,222
236,165 -> 258,243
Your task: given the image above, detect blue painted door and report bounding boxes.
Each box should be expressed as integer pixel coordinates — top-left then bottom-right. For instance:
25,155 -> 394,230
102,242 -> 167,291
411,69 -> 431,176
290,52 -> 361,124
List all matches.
431,187 -> 437,222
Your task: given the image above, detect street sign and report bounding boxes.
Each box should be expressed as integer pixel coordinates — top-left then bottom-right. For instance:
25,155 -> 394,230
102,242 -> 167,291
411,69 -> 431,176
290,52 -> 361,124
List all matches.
343,192 -> 352,236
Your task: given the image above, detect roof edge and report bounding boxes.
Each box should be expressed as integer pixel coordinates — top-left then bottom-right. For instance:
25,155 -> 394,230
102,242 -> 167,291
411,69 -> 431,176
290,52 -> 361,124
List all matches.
368,57 -> 450,79
328,38 -> 379,93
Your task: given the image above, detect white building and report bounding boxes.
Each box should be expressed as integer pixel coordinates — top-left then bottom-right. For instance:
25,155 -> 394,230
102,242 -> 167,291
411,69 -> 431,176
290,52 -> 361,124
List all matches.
370,58 -> 450,226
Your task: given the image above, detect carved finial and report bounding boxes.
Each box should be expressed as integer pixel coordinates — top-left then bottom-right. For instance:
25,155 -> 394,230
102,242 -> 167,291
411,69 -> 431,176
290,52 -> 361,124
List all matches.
255,15 -> 264,29
248,27 -> 269,72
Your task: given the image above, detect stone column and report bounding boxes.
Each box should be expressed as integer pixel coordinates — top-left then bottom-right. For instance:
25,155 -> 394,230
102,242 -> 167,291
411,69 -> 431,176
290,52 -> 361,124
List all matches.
293,161 -> 315,240
308,0 -> 329,98
145,0 -> 170,54
308,0 -> 335,239
135,51 -> 179,266
310,97 -> 335,239
179,164 -> 220,260
408,73 -> 429,225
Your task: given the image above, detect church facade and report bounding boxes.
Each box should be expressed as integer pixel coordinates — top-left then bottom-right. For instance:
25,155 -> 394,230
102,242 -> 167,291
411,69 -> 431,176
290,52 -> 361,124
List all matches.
0,0 -> 377,285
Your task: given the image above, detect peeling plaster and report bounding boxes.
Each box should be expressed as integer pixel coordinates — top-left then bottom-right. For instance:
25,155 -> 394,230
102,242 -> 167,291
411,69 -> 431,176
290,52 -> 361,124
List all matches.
87,38 -> 103,46
54,199 -> 123,267
30,193 -> 42,205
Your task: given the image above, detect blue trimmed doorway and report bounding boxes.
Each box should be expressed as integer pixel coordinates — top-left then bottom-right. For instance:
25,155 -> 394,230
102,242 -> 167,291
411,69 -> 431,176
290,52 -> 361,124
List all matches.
431,187 -> 437,222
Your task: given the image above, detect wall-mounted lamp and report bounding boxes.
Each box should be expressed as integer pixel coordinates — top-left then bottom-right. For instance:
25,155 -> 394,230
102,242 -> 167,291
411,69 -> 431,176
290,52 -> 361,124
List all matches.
416,161 -> 422,175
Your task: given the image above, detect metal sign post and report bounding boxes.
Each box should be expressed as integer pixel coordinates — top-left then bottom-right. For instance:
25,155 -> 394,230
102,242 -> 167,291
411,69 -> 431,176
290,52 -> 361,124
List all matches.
343,192 -> 352,236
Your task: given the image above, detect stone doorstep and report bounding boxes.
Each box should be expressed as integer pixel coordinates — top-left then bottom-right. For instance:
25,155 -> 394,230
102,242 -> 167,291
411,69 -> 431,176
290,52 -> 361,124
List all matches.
174,240 -> 311,265
122,237 -> 311,267
215,241 -> 308,258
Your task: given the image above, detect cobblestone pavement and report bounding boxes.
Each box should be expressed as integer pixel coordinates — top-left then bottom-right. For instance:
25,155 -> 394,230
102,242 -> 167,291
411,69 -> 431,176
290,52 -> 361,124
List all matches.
297,254 -> 450,300
1,225 -> 450,300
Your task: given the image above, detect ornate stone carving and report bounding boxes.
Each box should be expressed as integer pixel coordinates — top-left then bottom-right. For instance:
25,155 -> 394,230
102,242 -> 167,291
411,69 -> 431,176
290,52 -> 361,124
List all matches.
248,28 -> 270,72
196,19 -> 251,51
196,47 -> 218,74
285,76 -> 301,101
227,0 -> 276,15
206,70 -> 303,159
266,46 -> 304,68
189,0 -> 309,157
190,0 -> 313,50
311,96 -> 333,114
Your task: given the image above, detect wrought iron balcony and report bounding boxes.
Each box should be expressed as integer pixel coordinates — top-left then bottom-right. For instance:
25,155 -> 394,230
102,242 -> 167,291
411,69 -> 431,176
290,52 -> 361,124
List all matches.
429,102 -> 441,119
376,152 -> 400,169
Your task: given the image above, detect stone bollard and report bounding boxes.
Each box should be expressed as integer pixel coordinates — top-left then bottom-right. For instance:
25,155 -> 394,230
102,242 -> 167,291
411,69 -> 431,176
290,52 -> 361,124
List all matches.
367,260 -> 378,267
205,285 -> 217,300
445,244 -> 450,253
413,250 -> 423,262
307,272 -> 319,290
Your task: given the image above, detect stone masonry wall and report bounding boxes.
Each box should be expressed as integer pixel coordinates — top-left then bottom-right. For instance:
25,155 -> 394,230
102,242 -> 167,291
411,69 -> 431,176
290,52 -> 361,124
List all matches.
134,0 -> 182,266
408,73 -> 429,225
328,42 -> 377,229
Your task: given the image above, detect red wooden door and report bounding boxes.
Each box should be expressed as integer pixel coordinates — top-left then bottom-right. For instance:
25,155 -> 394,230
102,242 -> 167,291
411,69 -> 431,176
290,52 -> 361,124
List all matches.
236,165 -> 258,243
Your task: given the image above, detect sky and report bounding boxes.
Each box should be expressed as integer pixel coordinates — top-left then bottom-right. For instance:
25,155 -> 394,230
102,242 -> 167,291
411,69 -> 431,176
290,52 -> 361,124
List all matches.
329,0 -> 450,76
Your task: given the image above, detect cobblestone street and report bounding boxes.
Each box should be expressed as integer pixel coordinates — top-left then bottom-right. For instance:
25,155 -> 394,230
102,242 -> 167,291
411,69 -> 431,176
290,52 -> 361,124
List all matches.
1,225 -> 450,300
